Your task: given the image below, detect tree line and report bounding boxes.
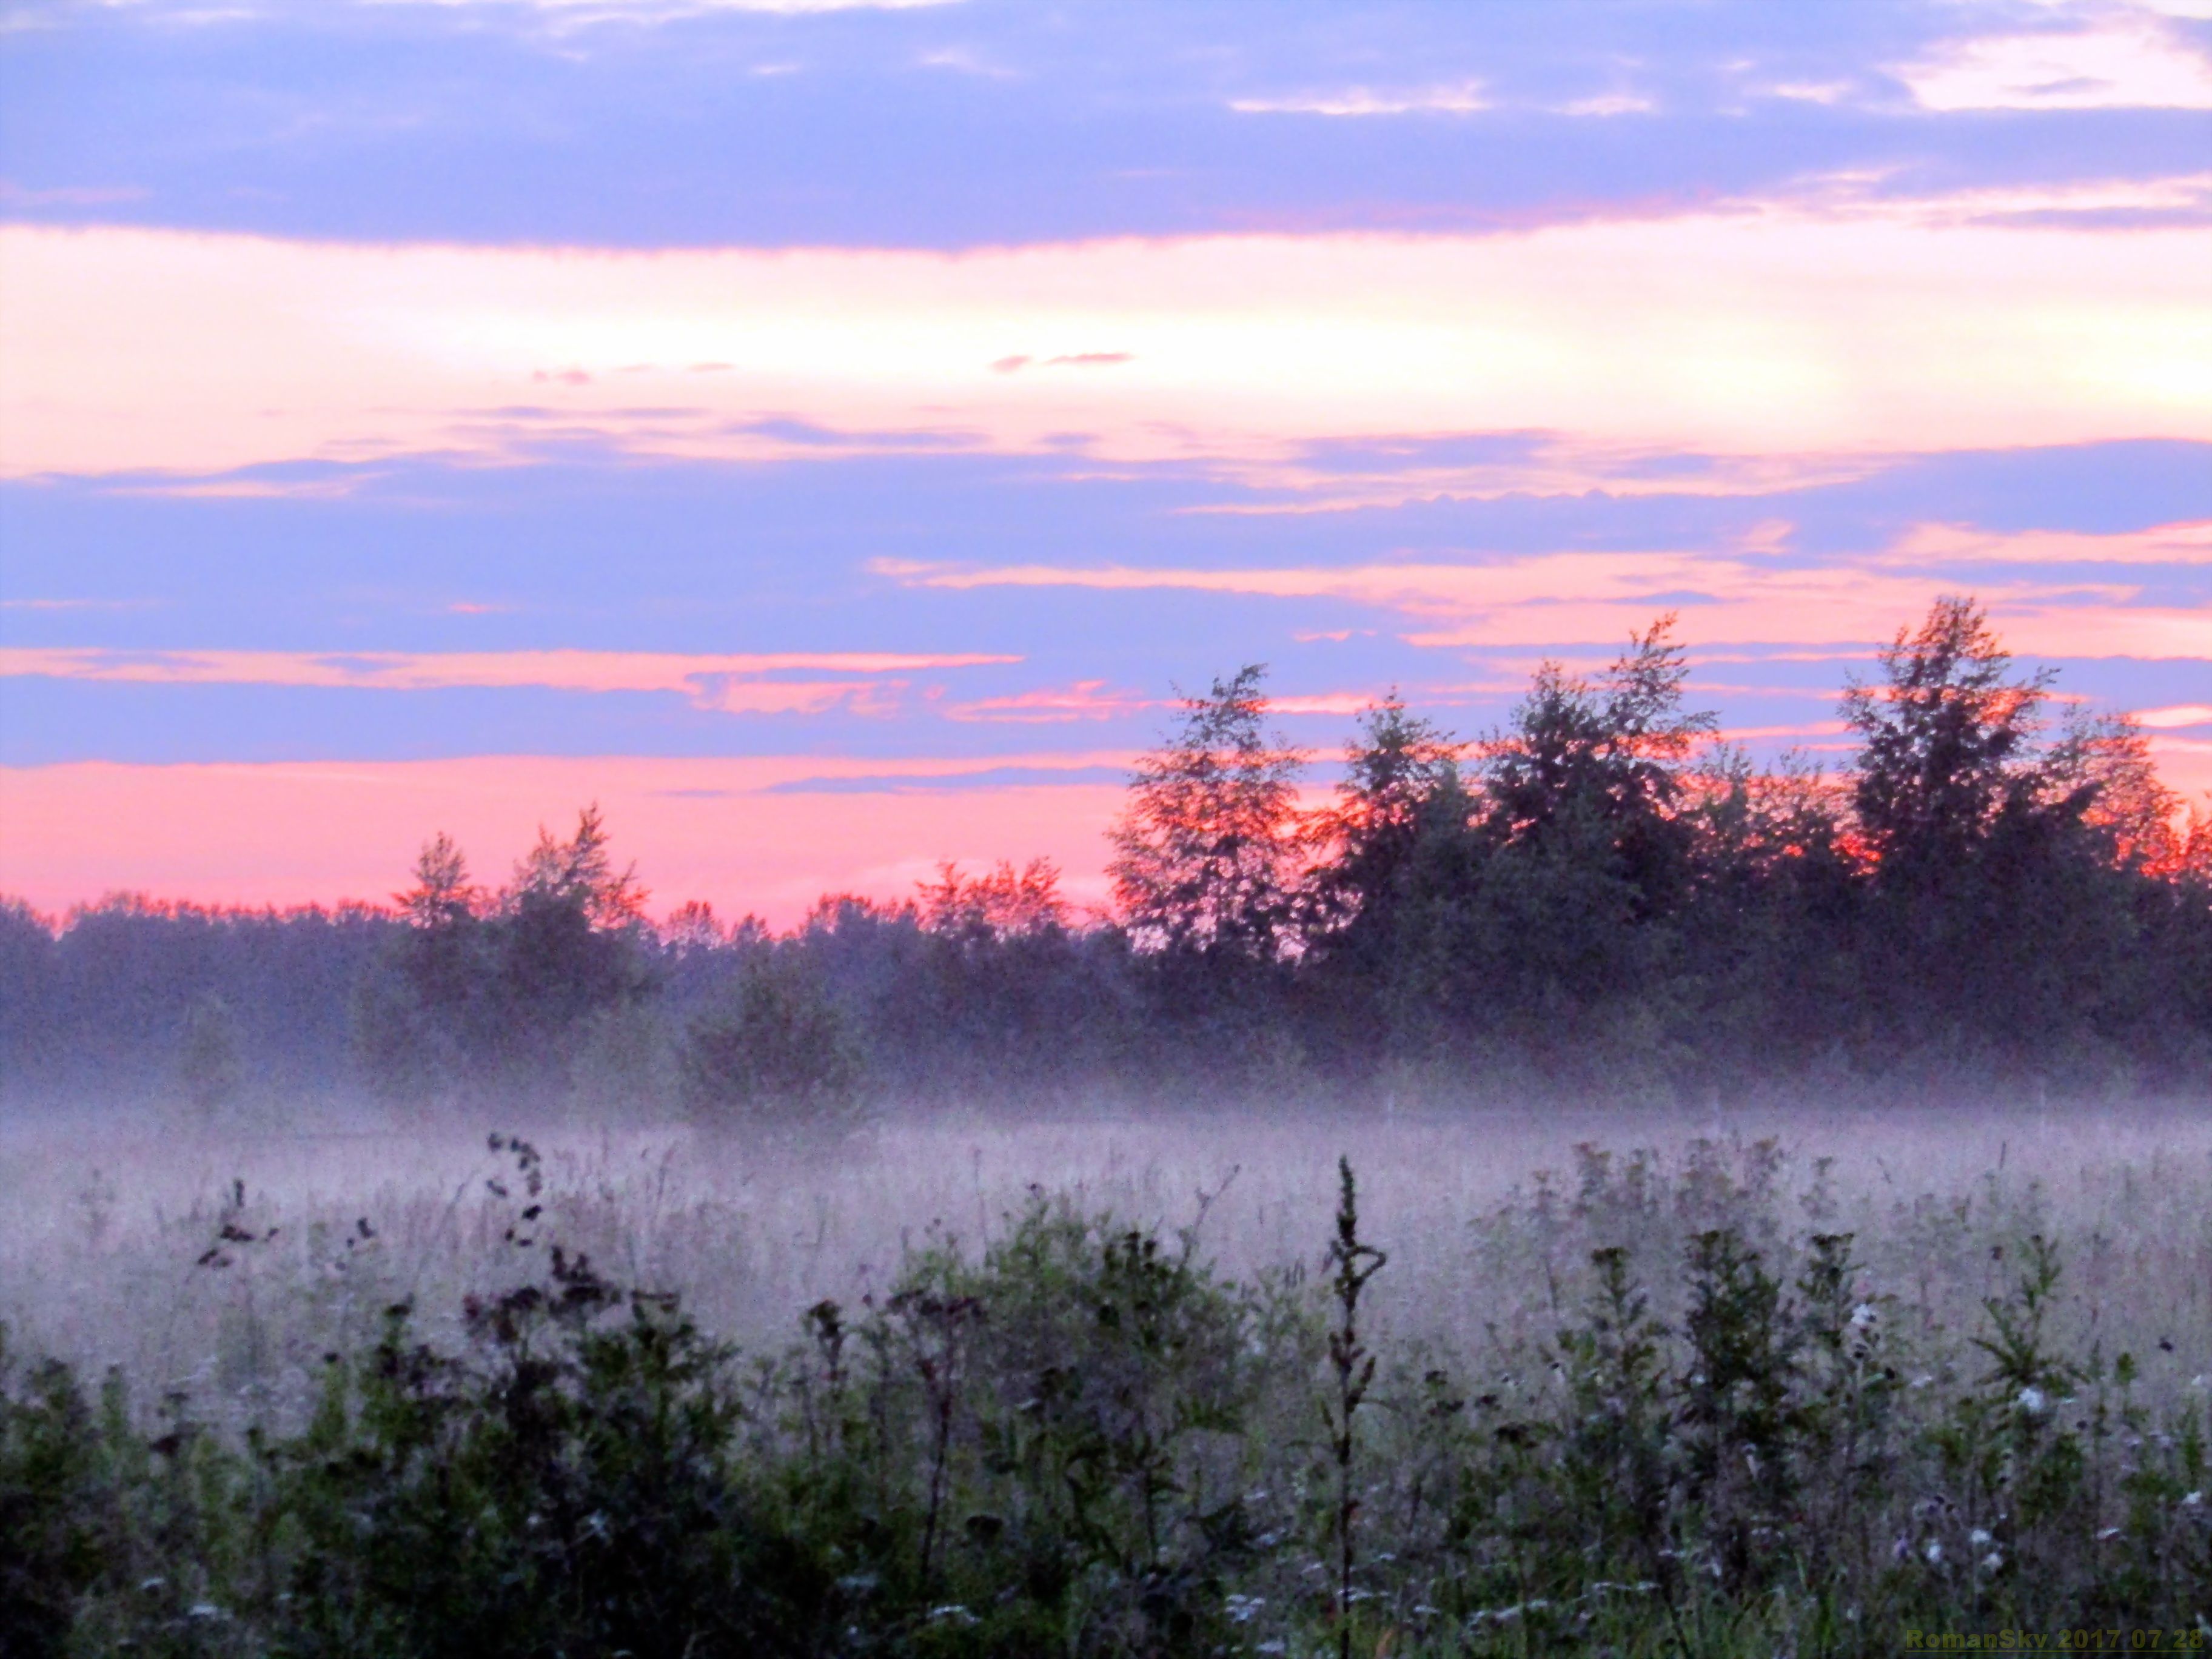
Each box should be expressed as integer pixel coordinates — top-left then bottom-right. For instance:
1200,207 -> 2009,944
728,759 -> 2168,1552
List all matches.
2,597 -> 2207,1114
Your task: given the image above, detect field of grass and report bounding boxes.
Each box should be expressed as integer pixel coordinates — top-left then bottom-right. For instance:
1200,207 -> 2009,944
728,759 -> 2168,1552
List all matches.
4,1094 -> 2209,1653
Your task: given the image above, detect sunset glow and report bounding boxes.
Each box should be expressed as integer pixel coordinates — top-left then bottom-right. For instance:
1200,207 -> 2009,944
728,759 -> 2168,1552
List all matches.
3,0 -> 2207,914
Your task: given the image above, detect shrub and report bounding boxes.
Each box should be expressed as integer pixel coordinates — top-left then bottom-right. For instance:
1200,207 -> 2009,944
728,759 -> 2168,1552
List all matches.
679,962 -> 864,1130
4,1169 -> 2208,1656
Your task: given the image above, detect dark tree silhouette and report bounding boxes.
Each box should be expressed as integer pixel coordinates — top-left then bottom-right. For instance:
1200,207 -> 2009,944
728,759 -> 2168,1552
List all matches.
5,601 -> 2208,1110
1842,596 -> 2053,883
1479,614 -> 1716,922
917,859 -> 1068,943
1304,694 -> 1464,954
680,964 -> 862,1127
1108,665 -> 1309,962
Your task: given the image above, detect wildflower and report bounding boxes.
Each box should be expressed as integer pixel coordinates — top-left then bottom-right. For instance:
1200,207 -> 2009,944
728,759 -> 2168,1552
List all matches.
1982,1552 -> 2004,1572
2016,1386 -> 2046,1416
1923,1540 -> 1943,1565
1969,1528 -> 1992,1547
1849,1302 -> 1878,1330
2178,1489 -> 2204,1509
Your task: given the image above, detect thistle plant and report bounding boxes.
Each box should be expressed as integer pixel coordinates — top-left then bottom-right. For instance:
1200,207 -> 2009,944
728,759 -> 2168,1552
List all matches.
1323,1155 -> 1387,1659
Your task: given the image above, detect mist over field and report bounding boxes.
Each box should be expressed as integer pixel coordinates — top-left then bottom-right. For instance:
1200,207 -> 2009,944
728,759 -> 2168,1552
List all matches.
8,0 -> 2212,1647
5,601 -> 2212,1651
7,1096 -> 2211,1401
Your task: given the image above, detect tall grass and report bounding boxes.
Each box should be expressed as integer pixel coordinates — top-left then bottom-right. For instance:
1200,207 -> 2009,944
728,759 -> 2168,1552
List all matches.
3,1102 -> 2208,1653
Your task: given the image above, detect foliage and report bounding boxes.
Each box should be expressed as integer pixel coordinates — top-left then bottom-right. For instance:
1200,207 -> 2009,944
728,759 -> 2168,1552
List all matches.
352,805 -> 657,1107
679,960 -> 864,1128
916,858 -> 1069,942
1843,597 -> 2054,880
1108,663 -> 1309,965
177,993 -> 243,1119
4,598 -> 2210,1110
3,1165 -> 2207,1657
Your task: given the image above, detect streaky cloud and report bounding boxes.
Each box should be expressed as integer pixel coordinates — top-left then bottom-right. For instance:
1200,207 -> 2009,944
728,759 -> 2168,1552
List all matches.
0,646 -> 1021,706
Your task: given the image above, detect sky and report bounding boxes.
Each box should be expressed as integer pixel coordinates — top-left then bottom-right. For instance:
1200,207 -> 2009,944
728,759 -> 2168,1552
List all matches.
1,0 -> 2208,924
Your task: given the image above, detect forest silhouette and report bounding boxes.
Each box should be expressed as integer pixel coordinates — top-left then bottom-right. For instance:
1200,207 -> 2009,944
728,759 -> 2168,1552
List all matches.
4,597 -> 2207,1114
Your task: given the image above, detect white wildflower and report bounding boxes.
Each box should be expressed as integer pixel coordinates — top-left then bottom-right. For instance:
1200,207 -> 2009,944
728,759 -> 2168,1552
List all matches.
2016,1386 -> 2047,1416
1849,1302 -> 1878,1330
1923,1540 -> 1943,1564
1969,1528 -> 1992,1547
1982,1552 -> 2004,1572
2182,1490 -> 2204,1509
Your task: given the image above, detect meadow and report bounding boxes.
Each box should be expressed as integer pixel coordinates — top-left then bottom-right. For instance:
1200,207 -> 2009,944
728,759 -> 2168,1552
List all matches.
5,1093 -> 2208,1654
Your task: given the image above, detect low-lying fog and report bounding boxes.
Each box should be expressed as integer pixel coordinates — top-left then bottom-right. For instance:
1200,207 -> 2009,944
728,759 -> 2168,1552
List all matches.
4,1094 -> 2208,1430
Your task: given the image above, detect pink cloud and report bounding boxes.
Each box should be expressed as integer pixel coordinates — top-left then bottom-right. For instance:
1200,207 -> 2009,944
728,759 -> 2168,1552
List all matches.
1899,23 -> 2212,112
871,551 -> 2211,657
2150,736 -> 2212,804
1880,520 -> 2212,566
5,212 -> 2203,479
1717,720 -> 1852,742
1270,692 -> 1382,716
945,680 -> 1159,722
0,754 -> 1131,928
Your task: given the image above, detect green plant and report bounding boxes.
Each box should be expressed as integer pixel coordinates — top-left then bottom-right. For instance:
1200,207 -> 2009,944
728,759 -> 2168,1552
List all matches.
679,962 -> 864,1129
1322,1156 -> 1387,1659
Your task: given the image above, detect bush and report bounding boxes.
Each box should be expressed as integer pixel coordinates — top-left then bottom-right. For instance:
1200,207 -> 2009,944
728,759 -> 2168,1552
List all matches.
678,962 -> 864,1129
3,1171 -> 2208,1655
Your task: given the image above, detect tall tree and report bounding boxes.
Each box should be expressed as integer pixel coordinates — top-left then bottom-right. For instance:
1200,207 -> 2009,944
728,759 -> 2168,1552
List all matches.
506,804 -> 649,929
1303,694 -> 1466,968
1108,665 -> 1309,962
2039,708 -> 2187,875
491,806 -> 653,1069
397,833 -> 478,928
917,859 -> 1069,943
1479,615 -> 1716,920
1841,597 -> 2052,882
